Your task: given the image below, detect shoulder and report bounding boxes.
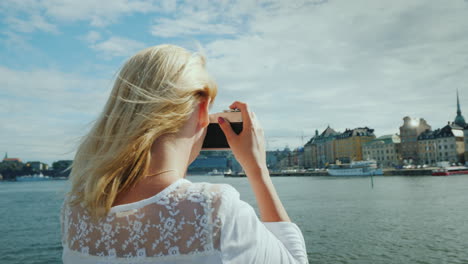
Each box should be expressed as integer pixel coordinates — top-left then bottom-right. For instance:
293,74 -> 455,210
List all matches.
183,180 -> 239,200
181,181 -> 241,214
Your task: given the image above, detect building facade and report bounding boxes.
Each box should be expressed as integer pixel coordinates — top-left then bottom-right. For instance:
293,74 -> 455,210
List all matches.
304,130 -> 319,168
453,90 -> 468,165
2,152 -> 22,164
26,161 -> 47,171
314,126 -> 340,168
417,130 -> 438,165
362,134 -> 401,167
399,116 -> 431,164
417,123 -> 465,165
266,150 -> 280,170
464,127 -> 468,165
334,127 -> 376,163
188,155 -> 228,173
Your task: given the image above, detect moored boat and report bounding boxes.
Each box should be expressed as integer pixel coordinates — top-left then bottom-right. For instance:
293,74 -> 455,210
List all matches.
432,166 -> 468,176
327,160 -> 383,176
207,169 -> 227,176
16,173 -> 52,182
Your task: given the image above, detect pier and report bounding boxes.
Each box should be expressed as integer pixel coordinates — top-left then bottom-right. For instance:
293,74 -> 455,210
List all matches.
225,168 -> 439,177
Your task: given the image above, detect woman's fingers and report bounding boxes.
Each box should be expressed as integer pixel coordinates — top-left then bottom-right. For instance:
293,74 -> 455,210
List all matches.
217,116 -> 236,142
229,101 -> 252,128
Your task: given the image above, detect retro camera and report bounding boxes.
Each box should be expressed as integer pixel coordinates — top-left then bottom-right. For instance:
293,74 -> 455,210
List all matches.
201,108 -> 243,150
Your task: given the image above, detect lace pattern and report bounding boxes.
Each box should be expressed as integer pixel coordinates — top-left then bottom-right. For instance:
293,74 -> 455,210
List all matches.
61,179 -> 226,259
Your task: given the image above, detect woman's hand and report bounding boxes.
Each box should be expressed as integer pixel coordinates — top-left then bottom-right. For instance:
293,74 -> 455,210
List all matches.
217,100 -> 291,222
217,101 -> 268,178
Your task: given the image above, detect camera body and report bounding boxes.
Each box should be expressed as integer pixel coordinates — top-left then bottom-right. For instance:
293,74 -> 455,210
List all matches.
202,109 -> 243,150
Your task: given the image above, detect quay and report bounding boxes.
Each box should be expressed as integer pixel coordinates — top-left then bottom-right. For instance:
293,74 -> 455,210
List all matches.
225,168 -> 439,177
382,168 -> 434,176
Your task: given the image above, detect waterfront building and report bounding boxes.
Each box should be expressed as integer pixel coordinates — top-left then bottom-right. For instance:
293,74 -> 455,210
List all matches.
295,147 -> 305,168
304,130 -> 319,168
453,89 -> 468,164
454,89 -> 466,127
2,152 -> 22,164
399,116 -> 431,164
266,151 -> 278,169
278,147 -> 304,169
417,130 -> 438,165
464,127 -> 468,165
26,161 -> 45,171
362,134 -> 401,168
418,122 -> 465,165
290,147 -> 304,168
188,155 -> 228,173
278,152 -> 291,169
334,127 -> 376,163
314,126 -> 340,167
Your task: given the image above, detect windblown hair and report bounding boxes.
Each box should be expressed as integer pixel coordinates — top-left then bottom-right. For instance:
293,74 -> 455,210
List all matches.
66,44 -> 218,221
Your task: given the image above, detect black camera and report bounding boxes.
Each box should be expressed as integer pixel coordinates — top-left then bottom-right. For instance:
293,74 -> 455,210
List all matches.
202,109 -> 243,150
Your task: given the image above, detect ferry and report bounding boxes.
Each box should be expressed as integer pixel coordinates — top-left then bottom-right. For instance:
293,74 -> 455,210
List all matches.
432,166 -> 468,176
224,170 -> 246,177
327,160 -> 383,176
207,169 -> 228,176
16,173 -> 53,182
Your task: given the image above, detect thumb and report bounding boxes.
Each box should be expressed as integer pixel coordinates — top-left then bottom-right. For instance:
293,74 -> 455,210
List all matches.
217,116 -> 235,141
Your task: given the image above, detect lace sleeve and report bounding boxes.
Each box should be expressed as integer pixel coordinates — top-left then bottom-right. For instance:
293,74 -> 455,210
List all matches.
218,184 -> 309,264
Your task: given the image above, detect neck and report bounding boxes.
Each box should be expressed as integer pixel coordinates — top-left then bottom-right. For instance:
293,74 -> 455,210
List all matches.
147,135 -> 192,180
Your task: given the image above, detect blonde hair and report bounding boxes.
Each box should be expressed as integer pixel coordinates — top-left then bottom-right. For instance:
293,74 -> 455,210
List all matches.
66,44 -> 217,221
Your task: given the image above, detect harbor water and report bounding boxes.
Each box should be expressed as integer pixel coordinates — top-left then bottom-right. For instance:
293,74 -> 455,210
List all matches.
1,175 -> 468,264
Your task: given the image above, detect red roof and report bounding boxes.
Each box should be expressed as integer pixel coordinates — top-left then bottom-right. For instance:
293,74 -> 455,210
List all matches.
3,158 -> 21,162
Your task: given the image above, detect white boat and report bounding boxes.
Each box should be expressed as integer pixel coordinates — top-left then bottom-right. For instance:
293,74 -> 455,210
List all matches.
327,160 -> 383,176
224,170 -> 246,177
222,168 -> 233,176
207,169 -> 225,176
16,173 -> 52,182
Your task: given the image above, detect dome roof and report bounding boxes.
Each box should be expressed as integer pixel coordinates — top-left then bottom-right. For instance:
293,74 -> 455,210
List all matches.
454,115 -> 466,127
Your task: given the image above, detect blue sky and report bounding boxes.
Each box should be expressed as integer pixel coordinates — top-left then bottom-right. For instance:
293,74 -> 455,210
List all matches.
1,0 -> 467,165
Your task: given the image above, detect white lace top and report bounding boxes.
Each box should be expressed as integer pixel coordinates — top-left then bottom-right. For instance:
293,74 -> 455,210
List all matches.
60,178 -> 308,264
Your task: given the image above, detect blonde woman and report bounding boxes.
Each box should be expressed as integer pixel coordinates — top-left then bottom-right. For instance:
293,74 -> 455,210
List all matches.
60,44 -> 308,264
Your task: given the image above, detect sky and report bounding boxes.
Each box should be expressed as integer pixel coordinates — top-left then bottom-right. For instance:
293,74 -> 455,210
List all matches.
1,0 -> 467,166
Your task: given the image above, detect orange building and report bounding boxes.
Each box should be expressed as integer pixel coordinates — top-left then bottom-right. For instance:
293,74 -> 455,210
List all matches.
334,127 -> 376,163
2,152 -> 22,163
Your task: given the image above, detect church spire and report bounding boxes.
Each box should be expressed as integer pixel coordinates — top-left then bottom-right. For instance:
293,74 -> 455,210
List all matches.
3,152 -> 7,160
454,89 -> 466,127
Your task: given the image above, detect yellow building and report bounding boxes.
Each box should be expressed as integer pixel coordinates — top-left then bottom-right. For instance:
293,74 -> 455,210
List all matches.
363,134 -> 401,167
334,127 -> 376,163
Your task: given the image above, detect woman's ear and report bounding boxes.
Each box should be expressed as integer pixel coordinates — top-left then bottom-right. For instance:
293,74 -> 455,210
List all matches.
198,97 -> 211,129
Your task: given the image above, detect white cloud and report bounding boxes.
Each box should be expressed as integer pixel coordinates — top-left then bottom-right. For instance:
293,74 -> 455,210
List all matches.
195,0 -> 468,150
0,66 -> 112,164
82,30 -> 102,44
2,0 -> 468,157
90,36 -> 146,58
0,0 -> 176,35
151,16 -> 239,37
6,14 -> 59,33
41,0 -> 157,27
149,0 -> 252,38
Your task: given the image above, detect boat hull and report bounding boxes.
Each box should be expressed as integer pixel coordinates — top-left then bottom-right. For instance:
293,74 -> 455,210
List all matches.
432,170 -> 468,176
16,177 -> 52,182
327,168 -> 383,176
